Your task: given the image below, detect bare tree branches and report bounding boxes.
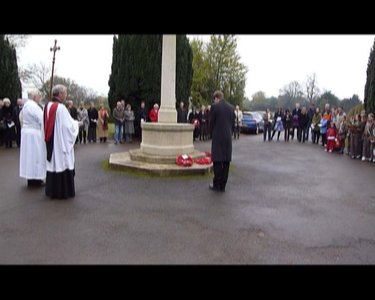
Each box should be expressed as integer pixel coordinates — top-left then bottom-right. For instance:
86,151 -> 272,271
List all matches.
21,62 -> 98,103
280,81 -> 304,100
21,62 -> 51,98
305,73 -> 320,104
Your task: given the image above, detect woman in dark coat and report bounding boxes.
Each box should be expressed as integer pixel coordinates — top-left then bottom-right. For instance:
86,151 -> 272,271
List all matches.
283,109 -> 292,142
87,101 -> 98,143
2,98 -> 16,148
271,107 -> 284,141
198,105 -> 208,141
188,107 -> 200,141
298,107 -> 310,143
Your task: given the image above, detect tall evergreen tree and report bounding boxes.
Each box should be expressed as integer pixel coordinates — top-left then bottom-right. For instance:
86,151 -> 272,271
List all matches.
176,35 -> 193,109
364,38 -> 375,115
0,35 -> 22,103
108,35 -> 118,108
108,35 -> 192,118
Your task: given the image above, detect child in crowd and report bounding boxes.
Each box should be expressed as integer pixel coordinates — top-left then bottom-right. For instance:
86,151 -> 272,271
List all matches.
326,122 -> 338,152
320,117 -> 328,148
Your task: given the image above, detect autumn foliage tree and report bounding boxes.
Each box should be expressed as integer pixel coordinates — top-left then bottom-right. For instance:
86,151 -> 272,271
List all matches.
190,35 -> 247,108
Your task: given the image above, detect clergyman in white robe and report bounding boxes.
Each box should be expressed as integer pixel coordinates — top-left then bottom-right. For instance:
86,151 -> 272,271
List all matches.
44,85 -> 80,199
19,97 -> 46,187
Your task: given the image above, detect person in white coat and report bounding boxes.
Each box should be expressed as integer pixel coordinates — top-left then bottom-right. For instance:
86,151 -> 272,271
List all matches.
19,90 -> 46,187
44,85 -> 81,199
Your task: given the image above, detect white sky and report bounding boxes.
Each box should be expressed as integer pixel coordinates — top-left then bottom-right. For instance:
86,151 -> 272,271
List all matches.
236,34 -> 375,100
17,34 -> 375,101
17,34 -> 114,97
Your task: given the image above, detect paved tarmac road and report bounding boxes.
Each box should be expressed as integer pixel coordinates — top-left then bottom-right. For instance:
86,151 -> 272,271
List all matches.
0,133 -> 374,264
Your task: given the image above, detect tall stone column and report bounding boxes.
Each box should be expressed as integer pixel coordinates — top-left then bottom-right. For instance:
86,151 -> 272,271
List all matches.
157,35 -> 177,123
109,34 -> 211,175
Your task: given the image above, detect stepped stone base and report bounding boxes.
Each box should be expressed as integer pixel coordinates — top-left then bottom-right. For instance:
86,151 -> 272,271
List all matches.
140,122 -> 195,156
129,148 -> 206,164
109,151 -> 212,176
108,122 -> 212,176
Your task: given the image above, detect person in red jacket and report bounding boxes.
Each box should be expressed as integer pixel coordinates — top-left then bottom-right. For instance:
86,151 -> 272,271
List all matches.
326,122 -> 338,153
149,103 -> 159,122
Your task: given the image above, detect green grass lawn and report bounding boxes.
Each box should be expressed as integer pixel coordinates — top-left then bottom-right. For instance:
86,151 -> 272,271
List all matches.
107,122 -> 114,139
103,122 -> 140,142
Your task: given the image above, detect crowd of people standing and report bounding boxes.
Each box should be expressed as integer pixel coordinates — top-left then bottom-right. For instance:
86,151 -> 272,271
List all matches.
177,101 -> 212,141
261,102 -> 375,163
0,97 -> 23,149
2,88 -> 374,200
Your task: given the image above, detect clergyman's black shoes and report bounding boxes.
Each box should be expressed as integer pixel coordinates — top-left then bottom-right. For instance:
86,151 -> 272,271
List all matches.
209,183 -> 225,192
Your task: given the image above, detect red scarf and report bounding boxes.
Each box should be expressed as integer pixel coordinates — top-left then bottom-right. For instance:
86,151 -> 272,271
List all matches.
100,109 -> 108,130
44,102 -> 59,142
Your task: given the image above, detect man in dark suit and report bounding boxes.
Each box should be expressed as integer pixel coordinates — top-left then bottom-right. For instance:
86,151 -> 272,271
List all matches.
209,90 -> 235,192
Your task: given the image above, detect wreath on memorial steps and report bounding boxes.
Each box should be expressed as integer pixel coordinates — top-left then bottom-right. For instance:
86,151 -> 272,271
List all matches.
176,154 -> 193,167
194,152 -> 212,165
176,152 -> 212,167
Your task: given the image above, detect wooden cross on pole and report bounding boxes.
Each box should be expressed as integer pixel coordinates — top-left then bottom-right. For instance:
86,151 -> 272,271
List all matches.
49,39 -> 60,100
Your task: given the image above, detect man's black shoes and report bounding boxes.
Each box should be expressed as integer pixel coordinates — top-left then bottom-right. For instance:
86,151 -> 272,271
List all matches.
209,183 -> 225,192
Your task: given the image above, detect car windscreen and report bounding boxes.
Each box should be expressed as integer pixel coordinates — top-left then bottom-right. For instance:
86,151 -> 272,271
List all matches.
252,113 -> 263,121
243,113 -> 254,119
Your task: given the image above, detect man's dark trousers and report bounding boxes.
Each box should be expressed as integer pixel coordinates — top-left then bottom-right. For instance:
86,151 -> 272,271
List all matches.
213,162 -> 230,191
